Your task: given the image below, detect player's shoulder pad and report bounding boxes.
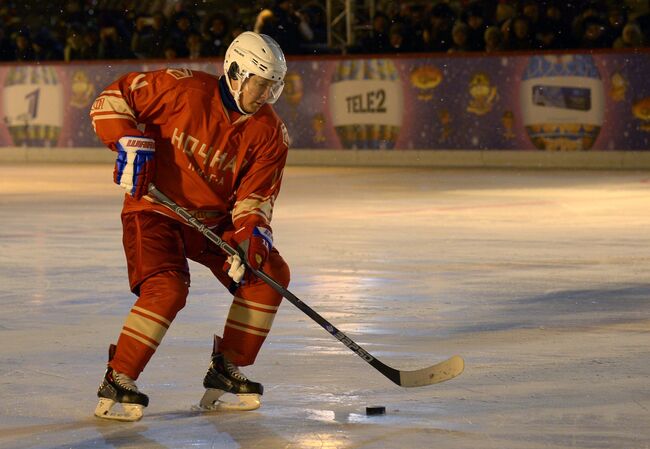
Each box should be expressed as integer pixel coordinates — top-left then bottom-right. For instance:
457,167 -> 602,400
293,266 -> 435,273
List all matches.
161,68 -> 219,91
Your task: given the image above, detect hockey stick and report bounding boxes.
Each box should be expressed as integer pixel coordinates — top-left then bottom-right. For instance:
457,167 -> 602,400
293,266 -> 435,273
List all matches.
147,184 -> 464,387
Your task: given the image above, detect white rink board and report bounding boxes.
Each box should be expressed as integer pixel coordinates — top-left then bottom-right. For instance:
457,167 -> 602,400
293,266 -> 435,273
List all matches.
1,165 -> 649,449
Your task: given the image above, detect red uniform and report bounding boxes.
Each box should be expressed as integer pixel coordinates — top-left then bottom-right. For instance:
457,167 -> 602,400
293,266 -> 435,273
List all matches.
90,68 -> 290,379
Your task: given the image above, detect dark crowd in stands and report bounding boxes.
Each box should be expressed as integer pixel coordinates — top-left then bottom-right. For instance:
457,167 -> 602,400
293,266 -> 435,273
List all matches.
0,0 -> 648,63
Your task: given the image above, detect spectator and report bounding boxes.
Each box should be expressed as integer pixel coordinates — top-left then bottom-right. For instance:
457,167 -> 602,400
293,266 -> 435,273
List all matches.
407,3 -> 429,52
495,2 -> 516,27
64,27 -> 86,61
167,11 -> 195,58
131,13 -> 166,59
98,25 -> 131,59
484,26 -> 504,52
535,20 -> 562,50
163,43 -> 178,60
424,3 -> 455,52
31,28 -> 64,61
300,3 -> 327,47
540,3 -> 572,48
604,5 -> 628,47
388,23 -> 414,52
356,12 -> 391,54
463,4 -> 488,51
202,12 -> 230,57
186,32 -> 206,59
613,22 -> 645,48
61,0 -> 86,31
579,16 -> 610,49
504,16 -> 534,50
571,2 -> 606,45
32,36 -> 52,61
14,31 -> 35,61
260,0 -> 313,54
0,28 -> 15,61
448,22 -> 470,53
227,22 -> 246,46
520,0 -> 541,34
79,28 -> 101,59
0,0 -> 647,61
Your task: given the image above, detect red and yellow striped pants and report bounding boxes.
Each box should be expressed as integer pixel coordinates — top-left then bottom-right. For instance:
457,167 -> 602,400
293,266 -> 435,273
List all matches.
109,211 -> 290,380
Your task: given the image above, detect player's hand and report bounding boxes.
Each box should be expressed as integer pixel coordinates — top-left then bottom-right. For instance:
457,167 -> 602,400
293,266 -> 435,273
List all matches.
114,136 -> 155,199
232,224 -> 273,271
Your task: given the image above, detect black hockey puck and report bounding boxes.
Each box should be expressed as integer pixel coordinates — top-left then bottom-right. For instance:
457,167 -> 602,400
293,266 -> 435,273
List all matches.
365,406 -> 386,416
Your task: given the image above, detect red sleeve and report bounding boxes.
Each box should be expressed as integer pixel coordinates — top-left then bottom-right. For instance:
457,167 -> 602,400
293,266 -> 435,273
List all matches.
231,121 -> 290,230
89,70 -> 178,151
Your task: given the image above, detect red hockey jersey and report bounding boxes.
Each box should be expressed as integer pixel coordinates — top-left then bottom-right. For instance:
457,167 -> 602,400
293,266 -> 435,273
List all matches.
90,68 -> 289,230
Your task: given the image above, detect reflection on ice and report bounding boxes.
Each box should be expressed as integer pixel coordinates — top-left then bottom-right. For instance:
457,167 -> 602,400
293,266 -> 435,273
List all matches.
1,165 -> 649,449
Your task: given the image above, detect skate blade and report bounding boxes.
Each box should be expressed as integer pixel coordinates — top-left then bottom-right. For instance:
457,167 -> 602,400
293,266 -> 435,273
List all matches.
196,389 -> 261,412
94,398 -> 144,422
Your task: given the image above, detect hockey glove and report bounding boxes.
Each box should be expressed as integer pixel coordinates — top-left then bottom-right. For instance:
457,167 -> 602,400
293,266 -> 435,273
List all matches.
226,254 -> 246,284
225,224 -> 273,283
114,136 -> 155,199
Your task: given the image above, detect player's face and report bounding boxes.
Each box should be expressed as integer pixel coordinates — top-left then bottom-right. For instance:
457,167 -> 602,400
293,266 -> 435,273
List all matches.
239,75 -> 279,113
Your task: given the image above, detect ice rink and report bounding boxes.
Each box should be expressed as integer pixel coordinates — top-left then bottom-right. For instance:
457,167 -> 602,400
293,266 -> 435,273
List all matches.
1,163 -> 649,449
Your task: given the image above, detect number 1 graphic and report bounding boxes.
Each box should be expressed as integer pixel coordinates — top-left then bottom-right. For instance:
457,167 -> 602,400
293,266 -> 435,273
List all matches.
25,88 -> 40,119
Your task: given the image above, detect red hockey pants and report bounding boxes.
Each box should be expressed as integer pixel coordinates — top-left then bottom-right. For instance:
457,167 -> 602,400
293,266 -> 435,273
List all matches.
109,211 -> 290,380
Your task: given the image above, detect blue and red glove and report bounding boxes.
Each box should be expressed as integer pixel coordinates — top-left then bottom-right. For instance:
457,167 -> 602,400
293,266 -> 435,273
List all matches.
226,224 -> 273,283
114,136 -> 155,199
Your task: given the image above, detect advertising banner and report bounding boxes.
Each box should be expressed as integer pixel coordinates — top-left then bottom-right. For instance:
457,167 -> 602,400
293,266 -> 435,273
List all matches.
0,51 -> 648,151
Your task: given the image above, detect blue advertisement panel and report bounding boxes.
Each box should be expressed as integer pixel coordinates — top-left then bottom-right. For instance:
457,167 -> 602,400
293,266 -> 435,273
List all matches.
0,51 -> 648,151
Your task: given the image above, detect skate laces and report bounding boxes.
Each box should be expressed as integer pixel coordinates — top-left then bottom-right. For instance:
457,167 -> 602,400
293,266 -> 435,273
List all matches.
224,358 -> 248,382
112,371 -> 140,392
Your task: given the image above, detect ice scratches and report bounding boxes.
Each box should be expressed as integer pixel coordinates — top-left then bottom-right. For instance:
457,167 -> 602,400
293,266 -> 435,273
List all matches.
0,368 -> 67,379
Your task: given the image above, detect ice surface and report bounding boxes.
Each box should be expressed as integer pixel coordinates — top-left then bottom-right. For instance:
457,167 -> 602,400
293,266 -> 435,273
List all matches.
1,164 -> 649,449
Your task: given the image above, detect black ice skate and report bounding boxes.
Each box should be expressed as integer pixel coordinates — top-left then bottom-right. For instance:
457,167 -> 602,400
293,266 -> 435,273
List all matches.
198,335 -> 263,411
94,344 -> 149,422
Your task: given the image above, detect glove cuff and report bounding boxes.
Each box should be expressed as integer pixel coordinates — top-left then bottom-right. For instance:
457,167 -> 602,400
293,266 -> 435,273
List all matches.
252,226 -> 273,250
117,136 -> 156,153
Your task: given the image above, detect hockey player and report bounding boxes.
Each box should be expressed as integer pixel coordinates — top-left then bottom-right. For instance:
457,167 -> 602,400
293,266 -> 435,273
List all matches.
89,32 -> 290,421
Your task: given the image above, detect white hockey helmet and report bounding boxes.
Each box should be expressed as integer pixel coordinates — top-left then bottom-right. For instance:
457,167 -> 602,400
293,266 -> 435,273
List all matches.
223,31 -> 287,109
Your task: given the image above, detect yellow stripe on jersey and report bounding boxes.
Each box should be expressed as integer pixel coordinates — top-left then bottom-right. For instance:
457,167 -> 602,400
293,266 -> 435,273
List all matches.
91,93 -> 136,119
130,74 -> 148,91
232,194 -> 274,224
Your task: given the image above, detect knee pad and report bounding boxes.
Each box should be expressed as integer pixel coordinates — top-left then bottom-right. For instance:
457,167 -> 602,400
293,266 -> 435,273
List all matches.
137,270 -> 190,319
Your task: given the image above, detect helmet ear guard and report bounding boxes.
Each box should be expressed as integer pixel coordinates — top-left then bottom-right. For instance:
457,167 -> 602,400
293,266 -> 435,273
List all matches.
227,61 -> 239,80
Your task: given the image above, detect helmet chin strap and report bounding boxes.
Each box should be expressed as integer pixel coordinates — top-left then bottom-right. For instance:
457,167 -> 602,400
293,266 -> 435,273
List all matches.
225,73 -> 252,115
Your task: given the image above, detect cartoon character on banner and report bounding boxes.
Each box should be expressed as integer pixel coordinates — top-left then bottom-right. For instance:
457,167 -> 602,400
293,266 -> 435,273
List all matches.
70,70 -> 96,109
632,97 -> 650,132
311,112 -> 326,143
409,65 -> 443,101
467,72 -> 497,116
282,71 -> 303,119
502,110 -> 516,139
2,66 -> 63,147
329,59 -> 403,149
520,55 -> 604,150
609,71 -> 628,102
